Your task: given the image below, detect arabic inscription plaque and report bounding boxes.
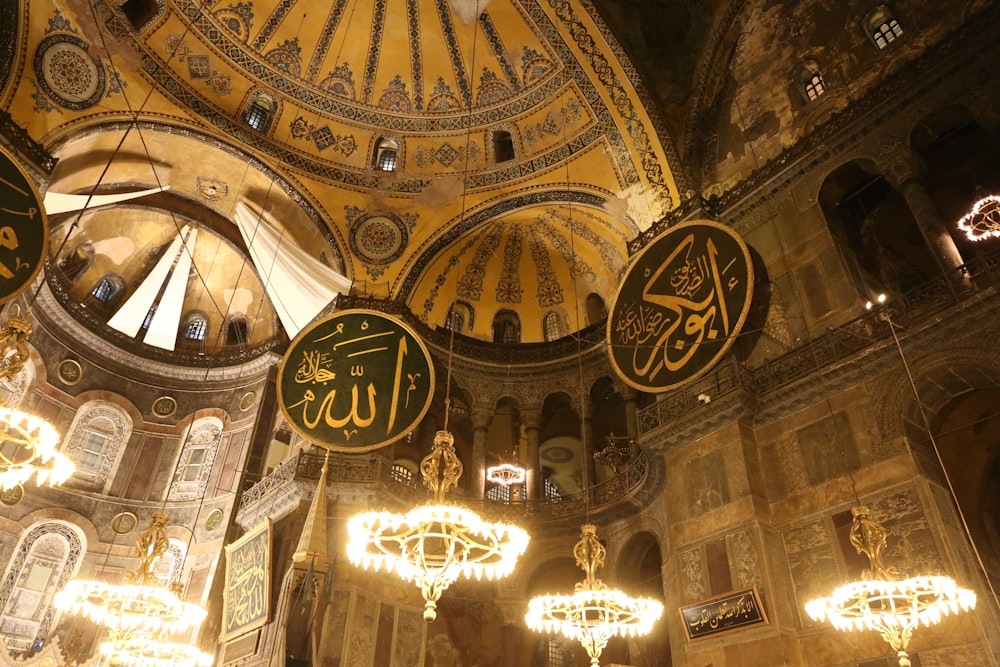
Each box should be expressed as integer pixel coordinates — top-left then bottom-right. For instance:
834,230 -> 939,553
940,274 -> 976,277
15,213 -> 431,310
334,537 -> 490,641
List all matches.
680,586 -> 768,641
0,145 -> 48,304
223,519 -> 271,641
608,220 -> 753,392
278,309 -> 435,452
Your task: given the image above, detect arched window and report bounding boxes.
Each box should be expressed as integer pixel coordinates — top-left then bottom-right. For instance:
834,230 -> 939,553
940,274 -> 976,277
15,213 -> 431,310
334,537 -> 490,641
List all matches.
62,401 -> 132,492
446,301 -> 474,333
0,522 -> 85,654
373,136 -> 399,171
493,129 -> 515,163
543,311 -> 565,341
492,310 -> 521,344
88,275 -> 126,313
168,416 -> 224,500
486,484 -> 512,503
225,315 -> 249,346
805,73 -> 826,101
0,351 -> 33,408
866,7 -> 904,50
585,293 -> 607,325
544,478 -> 562,499
178,311 -> 208,353
243,93 -> 275,132
119,0 -> 162,32
390,463 -> 414,484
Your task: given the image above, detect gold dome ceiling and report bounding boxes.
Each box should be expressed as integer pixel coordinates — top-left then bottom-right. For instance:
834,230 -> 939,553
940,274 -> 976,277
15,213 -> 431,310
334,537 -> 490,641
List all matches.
13,0 -> 683,344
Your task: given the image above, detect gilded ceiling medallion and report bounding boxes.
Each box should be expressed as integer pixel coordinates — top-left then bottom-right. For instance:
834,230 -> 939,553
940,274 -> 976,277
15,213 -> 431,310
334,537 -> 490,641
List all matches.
33,34 -> 106,110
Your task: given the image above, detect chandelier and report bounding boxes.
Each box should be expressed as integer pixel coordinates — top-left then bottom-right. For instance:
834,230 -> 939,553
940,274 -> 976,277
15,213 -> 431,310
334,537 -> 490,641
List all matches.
956,194 -> 1000,241
55,513 -> 206,642
486,452 -> 526,487
99,636 -> 214,667
805,506 -> 976,667
347,430 -> 530,621
0,403 -> 74,492
526,524 -> 663,666
593,435 -> 632,472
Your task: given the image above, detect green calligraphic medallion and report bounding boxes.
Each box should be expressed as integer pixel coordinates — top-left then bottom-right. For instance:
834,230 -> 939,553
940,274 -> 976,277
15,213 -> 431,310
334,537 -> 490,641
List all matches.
278,309 -> 435,452
607,220 -> 754,392
0,145 -> 48,304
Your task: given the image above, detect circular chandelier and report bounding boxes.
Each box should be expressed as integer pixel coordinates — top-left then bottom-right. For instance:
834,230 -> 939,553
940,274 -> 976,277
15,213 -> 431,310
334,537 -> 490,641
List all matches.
55,513 -> 206,642
0,403 -> 74,492
99,636 -> 214,667
486,461 -> 526,487
526,523 -> 663,666
347,430 -> 530,621
593,434 -> 633,472
805,506 -> 976,667
956,194 -> 1000,241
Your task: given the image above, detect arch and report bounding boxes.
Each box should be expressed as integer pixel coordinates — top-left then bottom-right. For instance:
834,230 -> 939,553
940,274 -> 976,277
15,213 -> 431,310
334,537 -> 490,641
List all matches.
611,531 -> 670,667
492,128 -> 516,163
795,60 -> 826,102
0,521 -> 86,654
446,300 -> 474,333
57,242 -> 94,283
585,293 -> 607,326
542,310 -> 566,341
118,0 -> 164,33
87,274 -> 126,314
373,135 -> 401,172
224,314 -> 249,346
243,90 -> 277,133
151,537 -> 187,587
168,415 -> 225,500
0,348 -> 34,408
817,159 -> 936,299
864,5 -> 904,50
492,309 -> 521,344
177,311 -> 209,354
61,400 -> 133,492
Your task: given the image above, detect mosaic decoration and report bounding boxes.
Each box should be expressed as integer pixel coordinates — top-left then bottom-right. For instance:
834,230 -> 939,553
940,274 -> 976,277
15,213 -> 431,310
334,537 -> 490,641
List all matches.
476,69 -> 513,107
407,0 -> 424,109
527,224 -> 563,307
542,445 -> 572,464
544,207 -> 623,273
428,77 -> 460,111
197,176 -> 229,200
206,508 -> 225,532
214,2 -> 255,42
412,140 -> 480,167
165,34 -> 190,58
349,212 -> 410,276
188,55 -> 211,79
152,395 -> 178,418
533,215 -> 595,281
57,359 -> 82,385
289,116 -> 357,155
305,0 -> 349,82
320,62 -> 356,99
0,3 -> 19,96
361,0 -> 388,104
33,34 -> 107,111
277,310 -> 434,451
253,0 -> 297,52
607,221 -> 754,392
378,74 -> 412,112
264,38 -> 302,77
496,225 -> 524,304
111,512 -> 138,535
521,46 -> 555,85
480,11 -> 521,91
432,0 -> 472,105
457,223 -> 506,301
419,236 -> 479,323
45,9 -> 77,35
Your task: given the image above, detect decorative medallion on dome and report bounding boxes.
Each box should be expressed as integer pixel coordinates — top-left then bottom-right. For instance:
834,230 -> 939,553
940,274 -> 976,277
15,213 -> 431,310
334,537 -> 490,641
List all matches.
214,2 -> 255,42
33,34 -> 106,110
348,211 -> 411,272
607,221 -> 754,392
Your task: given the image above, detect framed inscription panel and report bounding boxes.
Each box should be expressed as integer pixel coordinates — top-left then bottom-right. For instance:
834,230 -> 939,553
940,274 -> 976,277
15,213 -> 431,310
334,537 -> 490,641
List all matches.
277,309 -> 435,452
680,586 -> 768,641
607,220 -> 754,392
0,145 -> 48,304
223,519 -> 271,641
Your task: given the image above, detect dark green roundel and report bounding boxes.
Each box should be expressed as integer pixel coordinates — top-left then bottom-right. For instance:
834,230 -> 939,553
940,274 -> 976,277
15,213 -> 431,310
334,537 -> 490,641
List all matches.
0,146 -> 48,304
278,309 -> 435,452
607,220 -> 754,393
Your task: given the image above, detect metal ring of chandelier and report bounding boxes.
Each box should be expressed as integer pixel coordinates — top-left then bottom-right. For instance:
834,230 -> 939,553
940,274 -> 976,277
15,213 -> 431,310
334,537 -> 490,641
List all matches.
100,636 -> 214,667
55,580 -> 207,638
0,404 -> 74,491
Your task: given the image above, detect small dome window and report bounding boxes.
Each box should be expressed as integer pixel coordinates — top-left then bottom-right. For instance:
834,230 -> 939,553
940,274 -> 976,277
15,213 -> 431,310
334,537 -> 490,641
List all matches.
374,136 -> 399,172
866,6 -> 904,50
493,129 -> 515,163
243,93 -> 275,132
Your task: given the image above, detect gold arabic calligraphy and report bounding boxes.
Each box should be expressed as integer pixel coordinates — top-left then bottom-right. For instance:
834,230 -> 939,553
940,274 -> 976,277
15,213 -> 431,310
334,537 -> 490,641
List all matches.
226,532 -> 268,633
613,232 -> 745,385
285,318 -> 423,443
0,169 -> 36,281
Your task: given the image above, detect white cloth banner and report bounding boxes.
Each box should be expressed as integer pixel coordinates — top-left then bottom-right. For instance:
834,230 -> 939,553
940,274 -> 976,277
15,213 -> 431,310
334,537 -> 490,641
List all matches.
42,187 -> 169,215
233,202 -> 352,338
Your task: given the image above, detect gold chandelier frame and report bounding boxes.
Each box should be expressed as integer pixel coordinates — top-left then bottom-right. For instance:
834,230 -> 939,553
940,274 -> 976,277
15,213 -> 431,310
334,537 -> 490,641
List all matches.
348,430 -> 529,621
0,403 -> 74,492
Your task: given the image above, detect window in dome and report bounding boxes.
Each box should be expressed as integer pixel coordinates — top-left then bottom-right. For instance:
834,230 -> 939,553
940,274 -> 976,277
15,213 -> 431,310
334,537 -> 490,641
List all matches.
543,311 -> 566,341
119,0 -> 162,32
225,315 -> 249,346
243,93 -> 275,132
374,136 -> 399,172
493,129 -> 515,163
866,7 -> 904,50
492,310 -> 521,344
90,275 -> 124,303
805,73 -> 826,101
446,300 -> 474,333
62,402 -> 132,491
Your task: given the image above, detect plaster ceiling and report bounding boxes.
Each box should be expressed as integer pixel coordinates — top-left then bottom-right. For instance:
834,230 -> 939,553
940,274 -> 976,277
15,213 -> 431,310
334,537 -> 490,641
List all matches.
14,0 -> 683,344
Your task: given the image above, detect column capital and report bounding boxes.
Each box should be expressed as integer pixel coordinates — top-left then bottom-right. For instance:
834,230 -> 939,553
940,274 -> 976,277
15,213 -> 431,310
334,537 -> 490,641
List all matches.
522,408 -> 542,429
878,149 -> 925,188
470,407 -> 493,430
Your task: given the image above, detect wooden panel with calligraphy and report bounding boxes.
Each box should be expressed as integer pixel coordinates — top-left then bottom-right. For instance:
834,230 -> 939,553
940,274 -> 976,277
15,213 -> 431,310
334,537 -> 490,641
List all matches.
223,519 -> 271,641
607,220 -> 753,392
277,309 -> 435,452
679,586 -> 768,641
0,145 -> 48,304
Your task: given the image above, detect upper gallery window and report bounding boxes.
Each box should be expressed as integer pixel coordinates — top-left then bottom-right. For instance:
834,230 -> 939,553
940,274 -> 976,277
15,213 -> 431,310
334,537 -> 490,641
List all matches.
866,7 -> 904,50
243,93 -> 276,132
374,136 -> 399,171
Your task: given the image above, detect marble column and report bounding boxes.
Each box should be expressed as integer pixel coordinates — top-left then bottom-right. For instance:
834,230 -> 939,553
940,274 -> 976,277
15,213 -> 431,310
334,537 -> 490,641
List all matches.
470,407 -> 492,500
882,152 -> 968,283
523,408 -> 542,501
